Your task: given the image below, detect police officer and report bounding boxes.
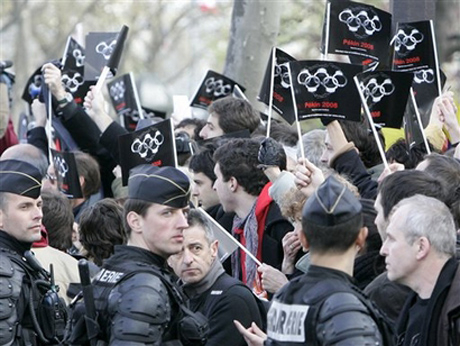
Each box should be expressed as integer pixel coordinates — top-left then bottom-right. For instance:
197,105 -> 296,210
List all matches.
67,165 -> 207,345
0,159 -> 61,345
235,176 -> 392,345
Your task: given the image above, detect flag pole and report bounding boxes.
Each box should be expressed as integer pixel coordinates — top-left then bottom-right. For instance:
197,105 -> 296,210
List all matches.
410,87 -> 431,154
266,48 -> 276,138
287,63 -> 305,162
130,72 -> 145,120
353,76 -> 389,170
200,207 -> 262,267
429,20 -> 442,96
321,2 -> 331,61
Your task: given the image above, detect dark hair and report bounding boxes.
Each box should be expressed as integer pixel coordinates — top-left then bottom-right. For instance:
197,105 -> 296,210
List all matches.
74,151 -> 101,199
41,190 -> 74,252
378,170 -> 447,220
79,198 -> 127,266
122,198 -> 153,236
252,120 -> 298,147
189,142 -> 218,182
422,153 -> 460,227
208,97 -> 260,134
385,139 -> 432,169
339,119 -> 384,168
176,118 -> 206,140
302,211 -> 363,253
213,138 -> 268,196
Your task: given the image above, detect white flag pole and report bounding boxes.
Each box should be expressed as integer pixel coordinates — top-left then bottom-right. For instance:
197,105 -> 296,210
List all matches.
353,76 -> 389,170
410,87 -> 431,154
266,48 -> 276,138
286,63 -> 305,163
199,207 -> 262,267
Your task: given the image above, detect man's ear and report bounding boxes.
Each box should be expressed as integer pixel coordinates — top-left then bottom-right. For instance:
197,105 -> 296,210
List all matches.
229,176 -> 238,192
210,240 -> 219,260
127,211 -> 142,234
416,237 -> 431,260
78,175 -> 85,190
356,226 -> 368,250
298,230 -> 310,251
0,209 -> 4,229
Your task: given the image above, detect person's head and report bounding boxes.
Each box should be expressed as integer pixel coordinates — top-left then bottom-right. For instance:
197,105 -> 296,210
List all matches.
41,189 -> 74,252
199,97 -> 260,140
124,165 -> 191,259
299,129 -> 326,168
339,119 -> 384,168
73,151 -> 101,200
375,170 -> 446,240
168,209 -> 218,284
213,138 -> 268,213
189,143 -> 220,209
1,143 -> 48,177
385,139 -> 431,169
416,153 -> 460,228
279,187 -> 308,236
0,160 -> 43,243
380,195 -> 456,288
79,198 -> 127,266
301,176 -> 366,255
175,118 -> 206,140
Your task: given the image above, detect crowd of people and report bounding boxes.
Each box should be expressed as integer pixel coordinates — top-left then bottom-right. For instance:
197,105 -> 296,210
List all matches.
0,55 -> 460,346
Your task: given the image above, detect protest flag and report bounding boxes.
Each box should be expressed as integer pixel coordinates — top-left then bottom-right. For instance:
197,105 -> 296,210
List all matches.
321,0 -> 392,69
197,208 -> 241,263
84,31 -> 118,81
50,149 -> 83,199
391,20 -> 444,126
87,25 -> 129,96
258,47 -> 297,127
355,70 -> 413,128
189,70 -> 245,109
62,36 -> 93,105
118,118 -> 176,185
107,72 -> 144,132
288,60 -> 362,122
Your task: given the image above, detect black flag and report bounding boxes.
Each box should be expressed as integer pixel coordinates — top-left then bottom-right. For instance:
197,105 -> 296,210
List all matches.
107,73 -> 142,132
356,70 -> 414,128
258,47 -> 297,124
321,0 -> 392,68
391,20 -> 444,127
118,119 -> 176,185
190,70 -> 245,109
50,149 -> 83,199
62,37 -> 93,105
289,60 -> 362,122
84,32 -> 118,81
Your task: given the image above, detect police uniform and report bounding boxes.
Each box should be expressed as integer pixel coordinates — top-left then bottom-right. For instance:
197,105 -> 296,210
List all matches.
264,176 -> 388,345
67,165 -> 205,345
0,160 -> 63,345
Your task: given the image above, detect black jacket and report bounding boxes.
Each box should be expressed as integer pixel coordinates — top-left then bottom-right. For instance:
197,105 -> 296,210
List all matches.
188,272 -> 264,346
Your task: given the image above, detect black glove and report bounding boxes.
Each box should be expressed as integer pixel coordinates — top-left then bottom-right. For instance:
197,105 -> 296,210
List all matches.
258,137 -> 287,169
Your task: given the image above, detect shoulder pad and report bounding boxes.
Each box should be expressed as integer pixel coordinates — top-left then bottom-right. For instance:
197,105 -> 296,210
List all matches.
0,252 -> 25,346
317,292 -> 383,345
108,273 -> 172,343
0,251 -> 14,277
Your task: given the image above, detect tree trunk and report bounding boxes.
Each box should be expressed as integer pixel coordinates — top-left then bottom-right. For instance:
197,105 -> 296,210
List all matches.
224,0 -> 281,108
